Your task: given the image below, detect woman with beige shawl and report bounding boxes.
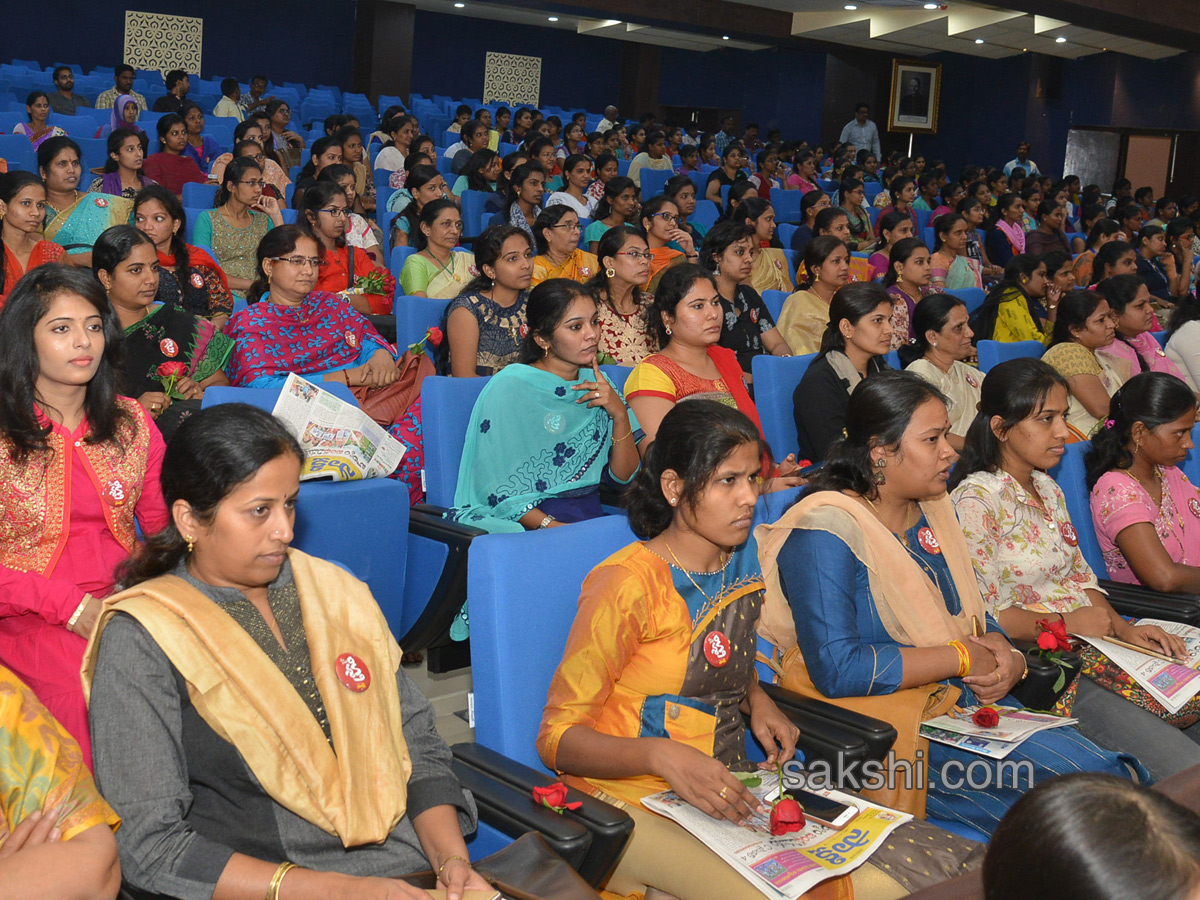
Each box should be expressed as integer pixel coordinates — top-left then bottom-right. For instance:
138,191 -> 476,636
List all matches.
756,371 -> 1144,836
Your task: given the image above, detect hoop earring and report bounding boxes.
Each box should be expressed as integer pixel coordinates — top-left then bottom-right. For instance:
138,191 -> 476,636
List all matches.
605,267 -> 615,278
872,458 -> 886,485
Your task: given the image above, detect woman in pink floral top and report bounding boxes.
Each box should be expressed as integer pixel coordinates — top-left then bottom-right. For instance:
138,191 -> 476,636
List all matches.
1087,373 -> 1200,591
950,358 -> 1200,779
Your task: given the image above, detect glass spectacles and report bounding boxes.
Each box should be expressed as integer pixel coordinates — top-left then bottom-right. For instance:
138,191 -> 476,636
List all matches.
616,250 -> 654,261
238,179 -> 267,188
651,212 -> 679,224
319,207 -> 349,219
269,255 -> 322,270
549,222 -> 581,231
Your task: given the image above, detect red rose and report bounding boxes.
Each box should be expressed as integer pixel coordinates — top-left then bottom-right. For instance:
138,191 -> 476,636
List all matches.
1036,631 -> 1059,651
531,782 -> 582,814
156,361 -> 188,377
427,325 -> 444,347
972,707 -> 1000,728
769,798 -> 805,835
1036,618 -> 1071,652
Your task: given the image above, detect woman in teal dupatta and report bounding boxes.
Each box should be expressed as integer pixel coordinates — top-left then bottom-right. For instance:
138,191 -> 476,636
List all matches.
39,136 -> 132,259
453,279 -> 642,535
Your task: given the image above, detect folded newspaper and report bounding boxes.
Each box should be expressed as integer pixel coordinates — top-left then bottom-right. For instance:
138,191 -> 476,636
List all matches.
1074,618 -> 1200,714
920,706 -> 1077,759
642,771 -> 910,899
271,373 -> 405,481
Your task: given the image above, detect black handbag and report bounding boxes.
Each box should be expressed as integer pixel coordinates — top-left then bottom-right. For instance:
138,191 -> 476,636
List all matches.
1009,645 -> 1083,711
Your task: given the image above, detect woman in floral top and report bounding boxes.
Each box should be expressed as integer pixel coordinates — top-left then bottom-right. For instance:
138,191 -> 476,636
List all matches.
585,225 -> 656,366
1087,373 -> 1200,591
950,358 -> 1200,779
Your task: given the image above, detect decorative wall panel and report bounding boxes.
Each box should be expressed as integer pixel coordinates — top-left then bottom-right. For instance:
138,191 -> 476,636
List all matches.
482,52 -> 541,107
123,11 -> 203,74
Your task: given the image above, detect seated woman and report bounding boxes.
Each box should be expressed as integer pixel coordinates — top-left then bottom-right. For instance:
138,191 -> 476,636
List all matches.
1097,274 -> 1187,380
717,180 -> 758,228
319,164 -> 382,265
451,148 -> 501,199
132,185 -> 233,323
737,197 -> 794,294
1166,291 -> 1200,391
40,137 -> 131,265
225,226 -> 425,500
0,171 -> 65,309
540,399 -> 963,900
179,101 -> 222,173
1135,224 -> 1190,304
984,193 -> 1026,268
1089,372 -> 1200,595
530,204 -> 598,287
900,293 -> 981,452
1089,239 -> 1139,286
388,164 -> 450,248
872,176 -> 918,237
663,175 -> 707,248
1024,200 -> 1072,259
290,136 -> 343,209
704,142 -> 749,206
951,361 -> 1200,781
748,148 -> 784,199
543,153 -> 595,219
453,279 -> 639,533
699,221 -> 790,378
985,774 -> 1200,900
0,663 -> 121,900
584,152 -> 619,208
398,199 -> 476,299
15,90 -> 67,149
102,94 -> 141,141
85,403 -> 489,900
931,182 -> 966,221
957,196 -> 1004,283
487,161 -> 544,240
866,211 -> 914,281
881,236 -> 931,346
193,157 -> 283,297
838,178 -> 875,252
971,254 -> 1055,344
373,112 -> 416,173
585,225 -> 655,366
792,282 -> 893,462
87,128 -> 154,198
761,371 -> 1143,837
0,265 -> 168,767
640,195 -> 696,291
777,236 -> 851,355
444,225 -> 534,377
786,148 -> 819,194
930,213 -> 984,292
1041,289 -> 1123,440
299,182 -> 394,316
208,120 -> 291,203
585,176 -> 638,254
93,225 -> 232,436
785,189 -> 829,255
141,114 -> 207,198
334,126 -> 376,214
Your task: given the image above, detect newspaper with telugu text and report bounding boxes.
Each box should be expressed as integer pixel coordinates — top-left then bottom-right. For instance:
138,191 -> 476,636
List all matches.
1074,618 -> 1200,714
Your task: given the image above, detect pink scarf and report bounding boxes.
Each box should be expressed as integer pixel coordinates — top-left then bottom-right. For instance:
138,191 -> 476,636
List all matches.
995,219 -> 1026,254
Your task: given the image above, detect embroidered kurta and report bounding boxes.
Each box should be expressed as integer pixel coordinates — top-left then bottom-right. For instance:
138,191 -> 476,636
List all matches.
952,468 -> 1102,615
1091,466 -> 1200,584
904,359 -> 982,438
595,291 -> 656,366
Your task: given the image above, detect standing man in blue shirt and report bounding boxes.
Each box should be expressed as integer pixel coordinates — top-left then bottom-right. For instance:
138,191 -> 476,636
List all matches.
839,103 -> 881,160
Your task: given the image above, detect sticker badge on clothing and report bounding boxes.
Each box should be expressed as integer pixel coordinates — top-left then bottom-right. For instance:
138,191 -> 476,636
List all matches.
1189,497 -> 1200,519
917,526 -> 941,555
703,630 -> 730,668
335,653 -> 371,691
160,338 -> 179,358
102,479 -> 128,507
1061,522 -> 1079,547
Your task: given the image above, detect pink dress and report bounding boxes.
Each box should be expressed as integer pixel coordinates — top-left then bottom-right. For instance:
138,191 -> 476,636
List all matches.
0,402 -> 167,766
1098,331 -> 1186,381
1090,466 -> 1200,584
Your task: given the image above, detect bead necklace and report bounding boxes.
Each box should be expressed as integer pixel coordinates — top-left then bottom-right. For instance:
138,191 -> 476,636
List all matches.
659,537 -> 731,626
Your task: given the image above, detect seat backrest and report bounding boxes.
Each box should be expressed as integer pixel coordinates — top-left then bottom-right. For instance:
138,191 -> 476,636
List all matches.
1047,440 -> 1107,575
752,353 -> 815,461
689,200 -> 719,230
948,287 -> 986,315
182,182 -> 218,209
976,339 -> 1044,373
772,191 -> 803,225
762,289 -> 788,321
201,382 -> 359,410
421,375 -> 489,507
389,245 -> 417,280
394,295 -> 449,348
469,516 -> 639,768
639,167 -> 671,199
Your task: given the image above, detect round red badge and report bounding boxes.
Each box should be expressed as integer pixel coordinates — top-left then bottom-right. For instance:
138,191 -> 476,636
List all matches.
917,526 -> 941,555
160,338 -> 179,358
965,372 -> 979,388
580,267 -> 591,277
94,197 -> 108,208
774,258 -> 783,270
750,307 -> 759,323
190,272 -> 205,289
1061,522 -> 1079,547
102,479 -> 128,507
344,331 -> 358,348
703,630 -> 730,668
335,653 -> 371,692
1189,497 -> 1200,519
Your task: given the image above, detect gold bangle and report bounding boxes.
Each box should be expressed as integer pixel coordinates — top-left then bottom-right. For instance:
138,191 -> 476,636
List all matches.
947,640 -> 971,678
612,427 -> 634,443
266,861 -> 296,900
1010,646 -> 1029,681
438,854 -> 469,880
67,595 -> 91,630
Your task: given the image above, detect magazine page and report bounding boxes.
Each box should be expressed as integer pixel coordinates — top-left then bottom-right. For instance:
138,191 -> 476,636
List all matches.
1074,619 -> 1200,714
920,707 -> 1077,758
642,772 -> 910,899
271,374 -> 405,481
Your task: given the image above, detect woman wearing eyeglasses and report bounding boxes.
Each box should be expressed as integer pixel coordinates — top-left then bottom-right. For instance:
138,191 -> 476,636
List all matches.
585,225 -> 656,366
299,182 -> 395,316
192,157 -> 283,297
641,196 -> 697,293
531,205 -> 598,288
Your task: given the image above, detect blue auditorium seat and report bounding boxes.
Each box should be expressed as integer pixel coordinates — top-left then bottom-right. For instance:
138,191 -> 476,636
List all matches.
948,287 -> 986,315
394,295 -> 449,347
752,353 -> 816,461
182,182 -> 218,208
638,167 -> 672,198
976,339 -> 1044,374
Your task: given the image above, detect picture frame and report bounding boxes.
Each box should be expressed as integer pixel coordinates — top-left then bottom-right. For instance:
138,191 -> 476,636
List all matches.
888,60 -> 941,135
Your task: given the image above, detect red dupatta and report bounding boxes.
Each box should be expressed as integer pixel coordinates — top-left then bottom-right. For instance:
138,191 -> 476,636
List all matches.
157,245 -> 232,295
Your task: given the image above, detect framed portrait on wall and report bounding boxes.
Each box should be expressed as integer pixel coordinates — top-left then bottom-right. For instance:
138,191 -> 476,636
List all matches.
888,60 -> 941,134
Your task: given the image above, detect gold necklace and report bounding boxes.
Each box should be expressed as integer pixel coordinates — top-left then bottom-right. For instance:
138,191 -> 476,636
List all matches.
662,537 -> 729,620
863,495 -> 918,546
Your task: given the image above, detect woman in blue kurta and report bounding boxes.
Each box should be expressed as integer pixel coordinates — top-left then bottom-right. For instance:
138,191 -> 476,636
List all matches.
756,371 -> 1144,837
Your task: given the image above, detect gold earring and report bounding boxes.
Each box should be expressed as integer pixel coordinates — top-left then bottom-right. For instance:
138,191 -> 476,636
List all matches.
605,267 -> 615,278
872,458 -> 886,484
185,535 -> 195,553
897,273 -> 904,284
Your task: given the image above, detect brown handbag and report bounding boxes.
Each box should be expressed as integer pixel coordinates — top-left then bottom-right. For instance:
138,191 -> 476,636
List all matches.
350,350 -> 434,427
402,832 -> 602,900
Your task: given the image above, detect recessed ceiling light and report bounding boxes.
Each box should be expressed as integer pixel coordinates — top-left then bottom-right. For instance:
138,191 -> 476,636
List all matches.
1055,36 -> 1067,43
923,2 -> 939,7
722,35 -> 730,39
974,38 -> 984,44
548,15 -> 559,21
844,4 -> 857,9
453,2 -> 464,6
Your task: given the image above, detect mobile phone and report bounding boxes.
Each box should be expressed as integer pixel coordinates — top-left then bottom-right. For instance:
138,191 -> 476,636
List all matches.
767,786 -> 858,829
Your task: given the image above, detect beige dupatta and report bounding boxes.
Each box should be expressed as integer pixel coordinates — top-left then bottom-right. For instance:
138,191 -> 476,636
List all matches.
755,491 -> 986,816
81,549 -> 411,847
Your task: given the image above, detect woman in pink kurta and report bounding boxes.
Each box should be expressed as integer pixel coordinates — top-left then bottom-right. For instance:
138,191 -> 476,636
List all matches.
0,265 -> 168,768
1097,274 -> 1187,381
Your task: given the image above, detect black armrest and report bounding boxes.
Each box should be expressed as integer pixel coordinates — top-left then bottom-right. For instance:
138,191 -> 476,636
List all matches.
451,756 -> 593,872
402,505 -> 486,672
1100,578 -> 1200,626
452,742 -> 634,887
758,681 -> 897,763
